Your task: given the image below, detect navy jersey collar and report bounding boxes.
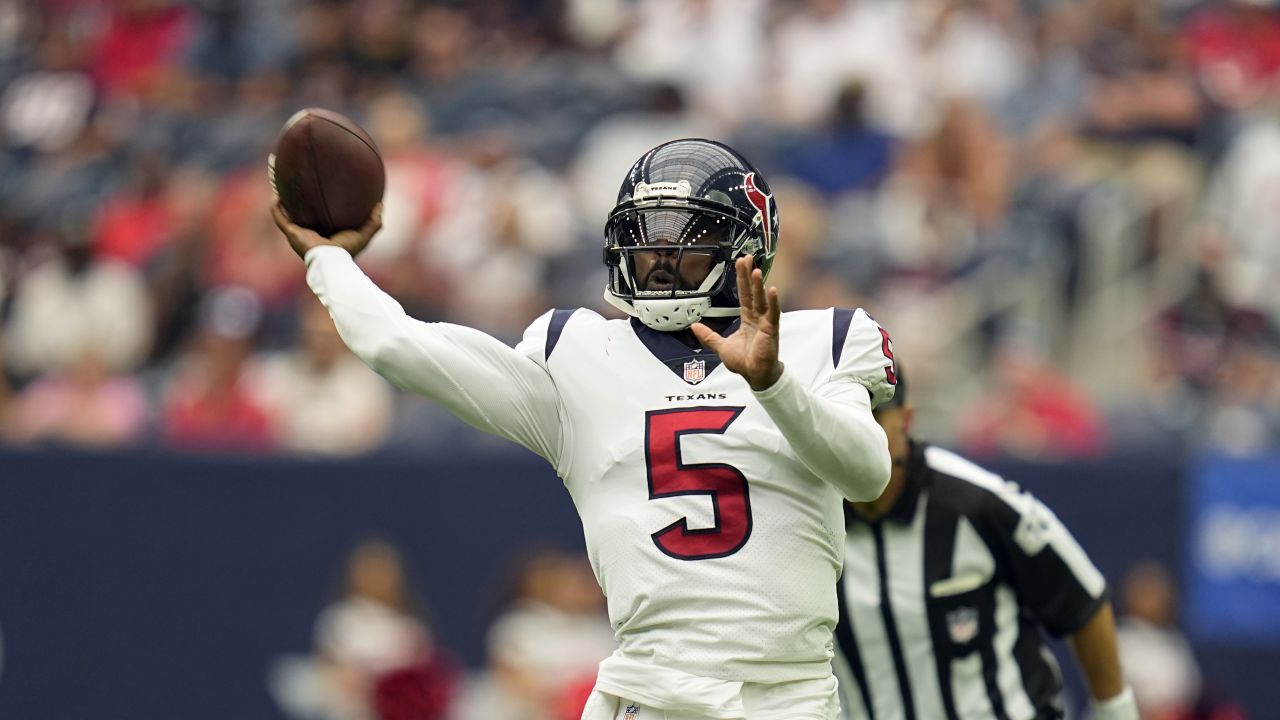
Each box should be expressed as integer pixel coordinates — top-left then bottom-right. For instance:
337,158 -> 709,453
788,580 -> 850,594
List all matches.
629,317 -> 739,384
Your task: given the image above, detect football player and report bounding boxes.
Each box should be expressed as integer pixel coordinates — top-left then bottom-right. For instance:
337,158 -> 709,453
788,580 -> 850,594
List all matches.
274,139 -> 898,719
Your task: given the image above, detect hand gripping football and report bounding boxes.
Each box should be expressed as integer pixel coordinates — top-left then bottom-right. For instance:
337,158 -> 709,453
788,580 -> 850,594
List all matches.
269,108 -> 385,237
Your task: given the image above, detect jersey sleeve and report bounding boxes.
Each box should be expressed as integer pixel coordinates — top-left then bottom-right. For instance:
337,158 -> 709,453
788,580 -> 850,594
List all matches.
304,246 -> 563,465
974,473 -> 1109,636
749,308 -> 896,502
832,308 -> 897,409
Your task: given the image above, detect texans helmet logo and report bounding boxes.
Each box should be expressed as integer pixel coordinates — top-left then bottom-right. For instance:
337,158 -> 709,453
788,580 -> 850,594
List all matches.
743,172 -> 773,253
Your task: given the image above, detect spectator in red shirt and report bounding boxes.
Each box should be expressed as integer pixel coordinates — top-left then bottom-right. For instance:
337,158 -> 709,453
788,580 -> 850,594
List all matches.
960,339 -> 1106,459
205,167 -> 304,308
1184,0 -> 1280,111
91,154 -> 173,268
90,0 -> 192,100
161,285 -> 273,452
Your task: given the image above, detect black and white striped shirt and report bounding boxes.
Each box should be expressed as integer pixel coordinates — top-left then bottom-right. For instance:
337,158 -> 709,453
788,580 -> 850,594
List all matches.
835,442 -> 1108,720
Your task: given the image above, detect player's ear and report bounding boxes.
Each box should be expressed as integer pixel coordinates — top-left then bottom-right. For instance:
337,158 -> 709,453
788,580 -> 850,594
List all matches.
902,406 -> 915,436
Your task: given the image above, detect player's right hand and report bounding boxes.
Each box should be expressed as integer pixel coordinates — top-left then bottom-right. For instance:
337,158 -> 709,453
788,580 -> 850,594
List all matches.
272,202 -> 383,260
690,255 -> 785,392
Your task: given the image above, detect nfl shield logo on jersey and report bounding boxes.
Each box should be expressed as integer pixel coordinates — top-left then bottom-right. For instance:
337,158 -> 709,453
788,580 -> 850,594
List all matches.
624,705 -> 640,720
683,358 -> 706,384
947,606 -> 979,644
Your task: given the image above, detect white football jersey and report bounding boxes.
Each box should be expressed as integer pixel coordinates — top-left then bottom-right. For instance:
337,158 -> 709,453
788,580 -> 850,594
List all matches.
511,307 -> 896,685
305,247 -> 896,695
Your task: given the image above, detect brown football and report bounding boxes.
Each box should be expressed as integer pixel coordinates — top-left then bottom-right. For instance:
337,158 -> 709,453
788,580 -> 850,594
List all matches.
269,108 -> 385,237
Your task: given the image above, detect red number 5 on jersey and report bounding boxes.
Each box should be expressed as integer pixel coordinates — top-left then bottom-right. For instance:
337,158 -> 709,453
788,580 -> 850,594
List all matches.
645,407 -> 752,561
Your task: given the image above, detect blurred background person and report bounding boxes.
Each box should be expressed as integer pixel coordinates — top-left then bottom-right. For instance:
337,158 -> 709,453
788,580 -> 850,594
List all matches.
610,0 -> 767,128
769,0 -> 927,135
570,82 -> 710,247
417,131 -> 574,340
0,20 -> 94,157
273,538 -> 455,720
1116,561 -> 1201,720
453,548 -> 615,720
249,293 -> 393,456
161,285 -> 273,452
2,218 -> 152,383
958,334 -> 1107,459
1,344 -> 146,448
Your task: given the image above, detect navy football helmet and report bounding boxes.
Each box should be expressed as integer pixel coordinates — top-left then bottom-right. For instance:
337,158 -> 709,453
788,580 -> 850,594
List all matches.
603,138 -> 780,331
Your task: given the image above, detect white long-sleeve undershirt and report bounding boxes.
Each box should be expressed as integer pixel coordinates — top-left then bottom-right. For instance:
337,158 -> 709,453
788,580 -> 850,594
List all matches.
753,367 -> 891,502
305,245 -> 562,463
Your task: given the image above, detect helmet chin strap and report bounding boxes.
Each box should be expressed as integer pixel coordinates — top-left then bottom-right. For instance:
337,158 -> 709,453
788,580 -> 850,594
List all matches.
606,261 -> 731,331
633,296 -> 713,332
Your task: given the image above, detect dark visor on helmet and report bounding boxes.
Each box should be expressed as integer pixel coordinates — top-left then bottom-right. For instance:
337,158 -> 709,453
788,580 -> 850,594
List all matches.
605,208 -> 743,300
606,208 -> 741,249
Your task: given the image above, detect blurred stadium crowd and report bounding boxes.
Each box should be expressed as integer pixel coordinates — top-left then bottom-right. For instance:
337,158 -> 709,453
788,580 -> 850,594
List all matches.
269,540 -> 1214,720
0,0 -> 1278,458
268,539 -> 616,720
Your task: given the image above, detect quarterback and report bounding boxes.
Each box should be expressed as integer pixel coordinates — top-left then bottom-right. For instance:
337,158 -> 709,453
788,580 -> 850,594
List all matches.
274,139 -> 897,719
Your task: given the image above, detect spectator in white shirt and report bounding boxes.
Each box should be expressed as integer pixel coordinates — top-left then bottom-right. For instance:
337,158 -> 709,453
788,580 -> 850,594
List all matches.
250,293 -> 393,456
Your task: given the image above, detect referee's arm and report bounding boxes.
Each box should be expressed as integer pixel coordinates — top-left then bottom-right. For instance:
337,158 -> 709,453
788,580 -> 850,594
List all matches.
1068,601 -> 1132,715
983,487 -> 1138,719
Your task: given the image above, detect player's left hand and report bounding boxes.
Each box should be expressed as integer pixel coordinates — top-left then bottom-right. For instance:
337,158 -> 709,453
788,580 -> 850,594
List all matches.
691,255 -> 784,392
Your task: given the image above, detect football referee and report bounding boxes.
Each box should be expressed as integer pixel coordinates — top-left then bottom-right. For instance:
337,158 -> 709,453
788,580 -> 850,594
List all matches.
833,369 -> 1138,720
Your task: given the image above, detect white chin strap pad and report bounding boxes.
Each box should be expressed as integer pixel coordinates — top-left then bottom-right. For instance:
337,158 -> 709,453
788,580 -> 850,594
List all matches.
631,261 -> 728,331
633,296 -> 713,331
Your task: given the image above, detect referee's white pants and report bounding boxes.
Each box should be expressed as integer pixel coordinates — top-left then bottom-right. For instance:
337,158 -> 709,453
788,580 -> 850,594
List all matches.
581,675 -> 841,720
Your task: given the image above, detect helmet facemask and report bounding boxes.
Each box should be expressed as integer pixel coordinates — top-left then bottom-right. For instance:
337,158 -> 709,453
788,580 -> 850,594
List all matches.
602,140 -> 780,331
604,204 -> 754,331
